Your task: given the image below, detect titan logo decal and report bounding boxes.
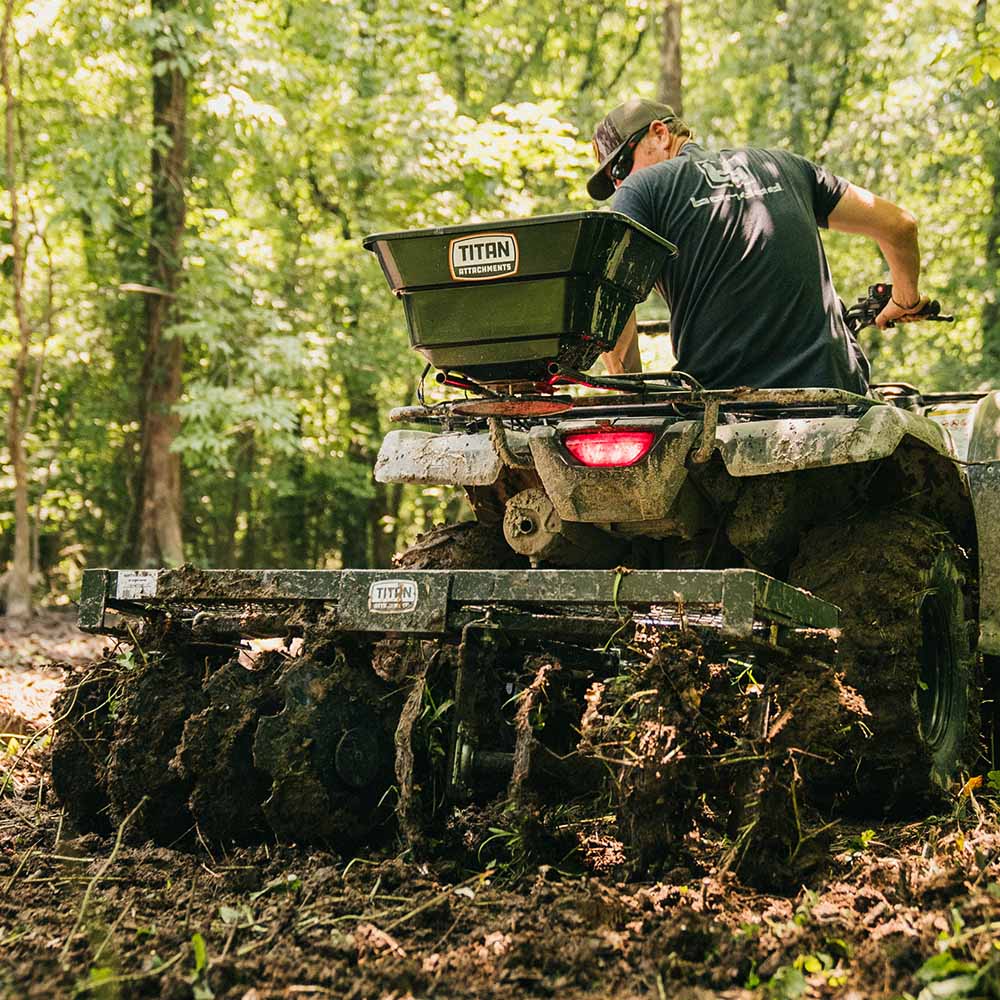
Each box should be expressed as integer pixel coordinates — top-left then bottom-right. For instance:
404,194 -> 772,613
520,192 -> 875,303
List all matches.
449,233 -> 519,281
368,579 -> 419,613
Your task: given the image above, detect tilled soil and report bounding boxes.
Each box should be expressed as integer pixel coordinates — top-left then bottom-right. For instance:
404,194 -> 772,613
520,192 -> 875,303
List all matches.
4,622 -> 1000,999
4,759 -> 1000,1000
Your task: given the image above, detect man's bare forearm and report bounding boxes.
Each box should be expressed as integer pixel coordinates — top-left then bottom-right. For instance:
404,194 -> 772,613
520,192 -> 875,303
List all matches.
828,183 -> 925,327
601,312 -> 641,374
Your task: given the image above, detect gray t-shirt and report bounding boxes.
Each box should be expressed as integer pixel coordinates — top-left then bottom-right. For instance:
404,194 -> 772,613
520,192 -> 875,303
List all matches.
612,144 -> 869,393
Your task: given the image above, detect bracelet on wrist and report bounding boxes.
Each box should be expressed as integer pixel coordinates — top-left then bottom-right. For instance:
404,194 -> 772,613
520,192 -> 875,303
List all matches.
891,294 -> 921,311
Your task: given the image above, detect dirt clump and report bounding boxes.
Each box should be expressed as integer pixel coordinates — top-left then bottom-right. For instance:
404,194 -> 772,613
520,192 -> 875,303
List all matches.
173,653 -> 283,842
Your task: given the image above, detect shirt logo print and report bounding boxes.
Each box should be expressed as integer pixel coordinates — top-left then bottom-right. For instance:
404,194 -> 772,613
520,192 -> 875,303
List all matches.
691,157 -> 783,208
696,159 -> 757,190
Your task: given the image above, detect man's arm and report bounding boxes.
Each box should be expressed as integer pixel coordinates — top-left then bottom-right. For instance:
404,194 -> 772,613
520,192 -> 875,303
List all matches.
827,183 -> 928,329
600,312 -> 641,374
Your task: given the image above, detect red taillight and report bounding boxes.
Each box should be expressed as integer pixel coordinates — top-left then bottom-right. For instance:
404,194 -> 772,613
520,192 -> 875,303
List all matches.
562,430 -> 656,467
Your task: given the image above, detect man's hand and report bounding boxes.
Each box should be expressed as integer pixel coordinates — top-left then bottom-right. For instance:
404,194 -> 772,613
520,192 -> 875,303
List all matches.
874,294 -> 930,330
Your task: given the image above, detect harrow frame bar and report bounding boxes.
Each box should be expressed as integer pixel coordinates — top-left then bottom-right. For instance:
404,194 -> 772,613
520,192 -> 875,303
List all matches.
79,566 -> 839,642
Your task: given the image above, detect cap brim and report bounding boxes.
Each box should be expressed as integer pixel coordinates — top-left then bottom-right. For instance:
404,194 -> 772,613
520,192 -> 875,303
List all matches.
587,140 -> 627,201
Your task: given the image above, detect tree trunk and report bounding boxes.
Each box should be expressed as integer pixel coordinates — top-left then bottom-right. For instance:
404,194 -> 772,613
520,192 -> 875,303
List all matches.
2,0 -> 32,621
277,416 -> 309,567
238,433 -> 258,568
136,0 -> 187,567
657,1 -> 683,115
978,2 -> 1000,369
984,150 -> 1000,371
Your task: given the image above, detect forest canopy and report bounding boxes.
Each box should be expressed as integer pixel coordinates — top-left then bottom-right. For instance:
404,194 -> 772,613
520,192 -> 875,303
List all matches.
1,0 -> 998,606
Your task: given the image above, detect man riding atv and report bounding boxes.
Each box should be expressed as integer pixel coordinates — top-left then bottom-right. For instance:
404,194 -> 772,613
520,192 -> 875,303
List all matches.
589,98 -> 929,388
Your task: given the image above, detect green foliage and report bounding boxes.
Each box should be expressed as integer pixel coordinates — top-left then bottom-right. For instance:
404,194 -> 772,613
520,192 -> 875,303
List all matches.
915,951 -> 982,1000
1,0 -> 998,587
765,964 -> 808,1000
248,872 -> 302,900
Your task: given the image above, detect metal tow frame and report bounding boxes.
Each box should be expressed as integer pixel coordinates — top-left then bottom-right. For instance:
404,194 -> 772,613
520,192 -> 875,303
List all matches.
78,566 -> 839,641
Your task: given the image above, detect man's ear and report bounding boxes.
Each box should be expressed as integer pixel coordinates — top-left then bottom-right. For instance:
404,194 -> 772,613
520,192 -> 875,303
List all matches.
651,119 -> 673,149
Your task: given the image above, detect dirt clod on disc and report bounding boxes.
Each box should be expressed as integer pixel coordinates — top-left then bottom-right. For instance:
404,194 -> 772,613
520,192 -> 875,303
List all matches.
50,659 -> 119,835
173,653 -> 283,842
104,644 -> 224,843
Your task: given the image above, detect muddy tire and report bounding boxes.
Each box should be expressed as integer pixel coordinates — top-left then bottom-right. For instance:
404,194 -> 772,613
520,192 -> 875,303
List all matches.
394,521 -> 527,570
789,511 -> 979,806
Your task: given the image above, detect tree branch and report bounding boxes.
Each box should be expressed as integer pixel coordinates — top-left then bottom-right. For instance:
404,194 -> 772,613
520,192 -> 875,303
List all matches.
606,22 -> 651,94
306,165 -> 352,241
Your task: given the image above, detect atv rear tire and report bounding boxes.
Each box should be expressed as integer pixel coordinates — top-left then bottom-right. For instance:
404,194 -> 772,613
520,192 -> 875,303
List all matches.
789,512 -> 979,807
394,521 -> 527,570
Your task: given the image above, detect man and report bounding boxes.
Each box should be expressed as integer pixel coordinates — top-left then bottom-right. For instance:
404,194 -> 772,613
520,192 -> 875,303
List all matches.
589,98 -> 928,389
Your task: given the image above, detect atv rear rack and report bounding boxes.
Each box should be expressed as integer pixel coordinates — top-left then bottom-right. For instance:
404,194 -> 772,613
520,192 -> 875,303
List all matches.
79,567 -> 838,643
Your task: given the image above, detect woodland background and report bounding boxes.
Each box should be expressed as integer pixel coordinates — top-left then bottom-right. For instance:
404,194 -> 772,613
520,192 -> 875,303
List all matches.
1,0 -> 998,617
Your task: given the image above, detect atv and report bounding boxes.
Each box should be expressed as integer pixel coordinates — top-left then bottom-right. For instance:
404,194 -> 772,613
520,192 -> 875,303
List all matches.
53,212 -> 1000,880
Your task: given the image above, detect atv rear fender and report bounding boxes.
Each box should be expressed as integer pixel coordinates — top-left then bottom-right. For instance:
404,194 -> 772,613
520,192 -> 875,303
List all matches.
962,392 -> 1000,654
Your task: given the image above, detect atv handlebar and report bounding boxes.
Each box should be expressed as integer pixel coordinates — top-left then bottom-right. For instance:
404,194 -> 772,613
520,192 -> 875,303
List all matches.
843,282 -> 955,334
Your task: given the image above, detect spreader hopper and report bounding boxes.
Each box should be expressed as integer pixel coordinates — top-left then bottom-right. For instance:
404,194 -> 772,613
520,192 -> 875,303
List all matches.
363,212 -> 676,386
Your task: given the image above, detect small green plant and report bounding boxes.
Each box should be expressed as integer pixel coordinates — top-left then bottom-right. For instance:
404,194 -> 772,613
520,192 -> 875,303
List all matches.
218,904 -> 265,933
478,824 -> 526,873
792,952 -> 848,989
765,964 -> 807,999
729,658 -> 761,693
188,932 -> 214,1000
79,966 -> 116,999
844,828 -> 878,853
793,888 -> 819,926
249,872 -> 301,901
913,951 -> 980,999
419,688 -> 454,764
115,647 -> 136,671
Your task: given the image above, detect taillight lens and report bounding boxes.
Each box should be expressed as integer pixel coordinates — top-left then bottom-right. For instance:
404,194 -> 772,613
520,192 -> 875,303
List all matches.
562,430 -> 656,467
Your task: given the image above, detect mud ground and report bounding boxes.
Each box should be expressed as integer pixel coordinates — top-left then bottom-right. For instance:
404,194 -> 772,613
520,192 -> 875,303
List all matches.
3,617 -> 1000,999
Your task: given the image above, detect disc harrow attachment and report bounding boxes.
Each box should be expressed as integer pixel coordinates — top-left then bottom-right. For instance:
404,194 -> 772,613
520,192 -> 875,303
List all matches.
57,565 -> 852,881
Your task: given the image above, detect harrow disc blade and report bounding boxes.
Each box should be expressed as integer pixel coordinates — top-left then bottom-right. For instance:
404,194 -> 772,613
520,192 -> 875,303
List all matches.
253,650 -> 396,848
174,654 -> 283,843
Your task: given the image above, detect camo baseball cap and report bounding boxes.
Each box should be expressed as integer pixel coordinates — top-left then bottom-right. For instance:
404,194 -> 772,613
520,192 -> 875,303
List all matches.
587,98 -> 677,201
